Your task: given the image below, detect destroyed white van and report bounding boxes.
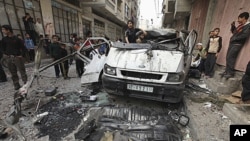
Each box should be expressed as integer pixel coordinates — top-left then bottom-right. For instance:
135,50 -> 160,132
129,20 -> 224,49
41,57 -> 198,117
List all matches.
82,29 -> 197,103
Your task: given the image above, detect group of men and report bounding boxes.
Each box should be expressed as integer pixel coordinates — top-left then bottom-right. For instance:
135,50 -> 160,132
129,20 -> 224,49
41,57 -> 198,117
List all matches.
0,12 -> 47,90
194,12 -> 250,102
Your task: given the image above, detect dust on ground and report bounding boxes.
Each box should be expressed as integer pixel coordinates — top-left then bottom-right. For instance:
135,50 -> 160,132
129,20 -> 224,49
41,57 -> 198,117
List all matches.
0,64 -> 232,141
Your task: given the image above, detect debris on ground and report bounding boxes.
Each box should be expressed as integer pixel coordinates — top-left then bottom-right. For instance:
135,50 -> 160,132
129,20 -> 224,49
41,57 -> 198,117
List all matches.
185,81 -> 211,94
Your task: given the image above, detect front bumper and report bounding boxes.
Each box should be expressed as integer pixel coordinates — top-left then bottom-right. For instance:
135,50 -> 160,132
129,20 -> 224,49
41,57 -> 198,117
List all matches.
102,75 -> 185,103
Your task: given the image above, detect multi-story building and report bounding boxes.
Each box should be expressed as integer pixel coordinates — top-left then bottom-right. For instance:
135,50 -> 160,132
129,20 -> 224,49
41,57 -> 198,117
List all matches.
81,0 -> 140,41
161,0 -> 191,30
0,0 -> 140,42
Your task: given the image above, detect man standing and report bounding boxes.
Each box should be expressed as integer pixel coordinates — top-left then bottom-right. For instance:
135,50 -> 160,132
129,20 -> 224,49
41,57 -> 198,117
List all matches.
125,20 -> 146,43
22,13 -> 37,45
44,34 -> 51,56
205,28 -> 222,78
1,25 -> 27,90
241,61 -> 250,103
49,35 -> 62,78
24,33 -> 35,62
222,12 -> 250,79
0,40 -> 7,82
34,18 -> 44,36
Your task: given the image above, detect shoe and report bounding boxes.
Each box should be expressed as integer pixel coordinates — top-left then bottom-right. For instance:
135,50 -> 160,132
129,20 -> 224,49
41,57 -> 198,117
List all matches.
0,79 -> 7,82
224,74 -> 234,79
219,71 -> 227,77
56,75 -> 60,78
14,84 -> 21,90
237,100 -> 250,104
243,100 -> 250,104
64,77 -> 70,80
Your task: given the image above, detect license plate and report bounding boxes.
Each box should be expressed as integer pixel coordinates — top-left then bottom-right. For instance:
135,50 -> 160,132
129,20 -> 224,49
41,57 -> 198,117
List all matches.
127,84 -> 153,93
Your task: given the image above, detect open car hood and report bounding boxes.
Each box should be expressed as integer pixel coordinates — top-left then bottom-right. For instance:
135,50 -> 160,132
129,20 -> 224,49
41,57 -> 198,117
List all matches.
106,48 -> 183,72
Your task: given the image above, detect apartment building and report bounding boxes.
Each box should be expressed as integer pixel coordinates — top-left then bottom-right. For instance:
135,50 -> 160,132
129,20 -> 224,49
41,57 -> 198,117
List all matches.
81,0 -> 140,41
0,0 -> 140,42
161,0 -> 191,30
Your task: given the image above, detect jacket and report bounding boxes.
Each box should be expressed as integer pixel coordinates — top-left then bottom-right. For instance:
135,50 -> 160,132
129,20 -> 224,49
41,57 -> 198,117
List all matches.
25,38 -> 35,49
49,42 -> 61,59
206,36 -> 222,53
1,35 -> 26,56
230,22 -> 250,45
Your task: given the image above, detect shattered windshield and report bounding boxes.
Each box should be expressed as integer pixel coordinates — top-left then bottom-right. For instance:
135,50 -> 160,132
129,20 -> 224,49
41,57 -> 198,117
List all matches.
112,29 -> 183,51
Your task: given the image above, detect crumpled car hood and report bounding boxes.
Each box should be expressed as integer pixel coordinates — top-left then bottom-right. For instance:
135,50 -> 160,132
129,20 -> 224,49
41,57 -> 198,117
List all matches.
106,48 -> 183,72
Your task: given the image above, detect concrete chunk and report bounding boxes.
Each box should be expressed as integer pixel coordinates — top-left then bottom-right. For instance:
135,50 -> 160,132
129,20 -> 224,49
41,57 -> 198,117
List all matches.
44,87 -> 57,96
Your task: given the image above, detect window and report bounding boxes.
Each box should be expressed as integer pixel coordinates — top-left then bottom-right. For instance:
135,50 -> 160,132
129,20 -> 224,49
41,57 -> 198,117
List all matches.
125,4 -> 129,18
0,0 -> 43,39
52,1 -> 80,42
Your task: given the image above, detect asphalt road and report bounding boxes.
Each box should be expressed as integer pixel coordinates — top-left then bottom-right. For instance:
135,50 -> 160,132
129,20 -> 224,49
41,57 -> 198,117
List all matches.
0,60 -> 190,141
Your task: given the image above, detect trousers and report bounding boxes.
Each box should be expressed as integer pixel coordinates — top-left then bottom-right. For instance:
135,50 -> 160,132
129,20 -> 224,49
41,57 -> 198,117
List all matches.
226,43 -> 243,75
6,56 -> 27,87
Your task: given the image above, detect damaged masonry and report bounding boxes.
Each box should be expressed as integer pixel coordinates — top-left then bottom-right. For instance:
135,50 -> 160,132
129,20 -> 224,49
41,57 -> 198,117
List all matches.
0,29 -> 230,141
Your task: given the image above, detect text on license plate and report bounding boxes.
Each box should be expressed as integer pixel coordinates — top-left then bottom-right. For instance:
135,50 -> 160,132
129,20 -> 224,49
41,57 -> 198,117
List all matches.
127,84 -> 153,93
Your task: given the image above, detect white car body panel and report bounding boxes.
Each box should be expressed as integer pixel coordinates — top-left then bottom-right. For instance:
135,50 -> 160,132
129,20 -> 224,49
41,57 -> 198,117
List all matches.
81,53 -> 106,84
106,48 -> 184,73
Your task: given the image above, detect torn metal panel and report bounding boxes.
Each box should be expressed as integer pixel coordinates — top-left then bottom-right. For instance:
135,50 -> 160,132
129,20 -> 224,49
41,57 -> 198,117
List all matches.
77,106 -> 182,141
106,48 -> 183,72
81,53 -> 107,84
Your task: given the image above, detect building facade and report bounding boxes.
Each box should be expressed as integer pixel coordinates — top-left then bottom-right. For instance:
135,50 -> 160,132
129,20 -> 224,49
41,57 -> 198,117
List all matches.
0,0 -> 43,39
81,0 -> 140,41
0,0 -> 140,42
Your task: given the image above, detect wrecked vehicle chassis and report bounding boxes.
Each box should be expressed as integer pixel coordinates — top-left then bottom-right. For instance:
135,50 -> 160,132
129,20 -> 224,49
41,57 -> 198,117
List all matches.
98,29 -> 197,103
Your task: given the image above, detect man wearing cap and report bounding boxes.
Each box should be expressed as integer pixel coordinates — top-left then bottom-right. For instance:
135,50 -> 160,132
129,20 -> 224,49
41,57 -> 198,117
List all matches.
1,25 -> 27,90
193,43 -> 207,74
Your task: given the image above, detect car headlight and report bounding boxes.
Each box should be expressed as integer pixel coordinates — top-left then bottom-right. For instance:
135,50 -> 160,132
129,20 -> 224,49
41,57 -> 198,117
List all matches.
167,72 -> 184,82
104,64 -> 116,75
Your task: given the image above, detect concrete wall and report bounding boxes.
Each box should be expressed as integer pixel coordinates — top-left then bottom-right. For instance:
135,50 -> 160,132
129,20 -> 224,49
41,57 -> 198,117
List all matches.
40,0 -> 55,36
188,0 -> 210,43
92,14 -> 123,41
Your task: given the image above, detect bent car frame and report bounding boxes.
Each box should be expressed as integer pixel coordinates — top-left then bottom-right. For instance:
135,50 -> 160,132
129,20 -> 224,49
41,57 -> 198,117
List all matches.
82,29 -> 197,103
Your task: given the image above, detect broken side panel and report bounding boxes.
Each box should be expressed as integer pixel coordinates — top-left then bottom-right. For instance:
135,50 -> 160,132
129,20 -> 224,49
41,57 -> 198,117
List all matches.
81,53 -> 107,85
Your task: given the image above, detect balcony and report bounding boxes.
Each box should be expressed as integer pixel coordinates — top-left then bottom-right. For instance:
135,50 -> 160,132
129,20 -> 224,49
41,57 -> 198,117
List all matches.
81,0 -> 114,11
162,0 -> 191,26
162,0 -> 175,25
174,0 -> 191,19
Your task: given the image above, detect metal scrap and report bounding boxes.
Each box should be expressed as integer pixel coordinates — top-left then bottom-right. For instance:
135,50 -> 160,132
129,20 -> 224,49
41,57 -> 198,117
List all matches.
185,81 -> 212,94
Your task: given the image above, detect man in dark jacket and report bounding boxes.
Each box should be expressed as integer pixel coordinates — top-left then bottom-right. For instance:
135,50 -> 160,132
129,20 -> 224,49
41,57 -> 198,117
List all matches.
0,40 -> 7,82
49,35 -> 62,78
1,25 -> 27,90
222,12 -> 250,79
125,20 -> 146,43
22,13 -> 37,45
241,61 -> 250,102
